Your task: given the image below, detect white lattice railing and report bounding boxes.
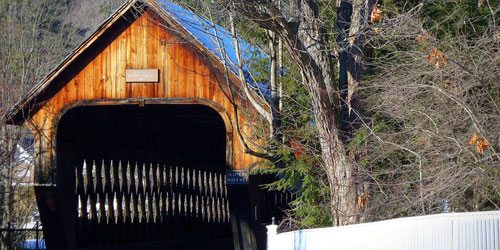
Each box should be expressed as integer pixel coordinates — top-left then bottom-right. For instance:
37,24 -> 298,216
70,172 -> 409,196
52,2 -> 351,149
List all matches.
267,211 -> 500,250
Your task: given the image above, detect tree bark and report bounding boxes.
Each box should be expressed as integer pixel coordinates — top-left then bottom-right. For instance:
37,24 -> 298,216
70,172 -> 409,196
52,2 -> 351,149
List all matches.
346,0 -> 376,118
338,0 -> 376,135
222,0 -> 364,225
337,0 -> 376,222
268,29 -> 280,140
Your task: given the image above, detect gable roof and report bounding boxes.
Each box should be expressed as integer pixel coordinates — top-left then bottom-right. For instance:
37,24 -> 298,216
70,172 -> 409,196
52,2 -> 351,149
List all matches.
3,0 -> 256,125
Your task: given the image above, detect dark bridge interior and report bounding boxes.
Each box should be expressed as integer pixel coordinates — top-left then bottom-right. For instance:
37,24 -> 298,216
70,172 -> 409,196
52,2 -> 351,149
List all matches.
57,104 -> 232,250
58,104 -> 227,167
53,104 -> 290,250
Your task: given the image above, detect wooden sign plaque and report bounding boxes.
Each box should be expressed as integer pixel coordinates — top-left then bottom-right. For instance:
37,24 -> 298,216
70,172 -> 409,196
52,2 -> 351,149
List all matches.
125,69 -> 160,83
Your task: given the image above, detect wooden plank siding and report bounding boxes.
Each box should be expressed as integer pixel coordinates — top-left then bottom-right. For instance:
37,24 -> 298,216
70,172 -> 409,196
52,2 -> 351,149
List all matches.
28,9 -> 263,183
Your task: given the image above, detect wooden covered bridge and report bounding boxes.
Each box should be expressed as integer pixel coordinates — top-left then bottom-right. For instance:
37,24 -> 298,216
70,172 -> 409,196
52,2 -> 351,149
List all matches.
3,0 -> 289,249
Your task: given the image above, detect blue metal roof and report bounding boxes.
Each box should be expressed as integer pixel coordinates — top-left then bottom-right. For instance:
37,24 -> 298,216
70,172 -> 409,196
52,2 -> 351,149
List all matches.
157,0 -> 260,75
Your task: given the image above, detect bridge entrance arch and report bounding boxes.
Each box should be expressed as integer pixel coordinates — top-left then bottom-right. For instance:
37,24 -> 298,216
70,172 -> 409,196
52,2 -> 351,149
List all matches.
56,103 -> 235,249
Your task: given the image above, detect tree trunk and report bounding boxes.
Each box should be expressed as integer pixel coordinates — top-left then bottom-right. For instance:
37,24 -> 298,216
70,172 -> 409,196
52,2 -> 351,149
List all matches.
268,29 -> 281,140
276,0 -> 359,226
337,0 -> 376,222
347,0 -> 376,118
338,0 -> 376,135
223,0 -> 377,225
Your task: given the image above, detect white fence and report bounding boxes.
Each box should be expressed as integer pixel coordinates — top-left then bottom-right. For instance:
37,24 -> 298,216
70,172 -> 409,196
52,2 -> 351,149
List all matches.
267,211 -> 500,250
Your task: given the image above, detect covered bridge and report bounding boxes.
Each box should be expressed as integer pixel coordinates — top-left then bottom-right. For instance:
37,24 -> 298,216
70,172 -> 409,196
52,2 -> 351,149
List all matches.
3,0 -> 289,249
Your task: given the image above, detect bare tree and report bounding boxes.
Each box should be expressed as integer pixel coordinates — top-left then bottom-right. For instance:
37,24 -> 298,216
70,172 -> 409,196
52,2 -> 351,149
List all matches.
204,0 -> 380,226
66,0 -> 125,36
353,1 -> 500,221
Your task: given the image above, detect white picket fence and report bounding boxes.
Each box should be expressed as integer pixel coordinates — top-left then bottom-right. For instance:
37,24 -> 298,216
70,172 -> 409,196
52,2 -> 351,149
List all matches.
267,211 -> 500,250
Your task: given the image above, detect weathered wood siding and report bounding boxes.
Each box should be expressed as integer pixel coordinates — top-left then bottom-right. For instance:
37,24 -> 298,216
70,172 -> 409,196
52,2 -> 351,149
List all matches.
29,10 -> 262,183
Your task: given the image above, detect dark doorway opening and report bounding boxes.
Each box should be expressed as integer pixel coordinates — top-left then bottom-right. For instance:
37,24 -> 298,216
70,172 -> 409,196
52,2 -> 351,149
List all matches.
57,104 -> 227,167
56,104 -> 233,250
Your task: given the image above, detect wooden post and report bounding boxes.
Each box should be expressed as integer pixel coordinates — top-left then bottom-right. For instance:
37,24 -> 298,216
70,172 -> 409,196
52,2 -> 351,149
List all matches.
227,184 -> 258,250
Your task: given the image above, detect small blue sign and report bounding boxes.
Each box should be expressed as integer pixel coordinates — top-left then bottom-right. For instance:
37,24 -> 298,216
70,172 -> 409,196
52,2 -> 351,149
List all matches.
226,170 -> 249,185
